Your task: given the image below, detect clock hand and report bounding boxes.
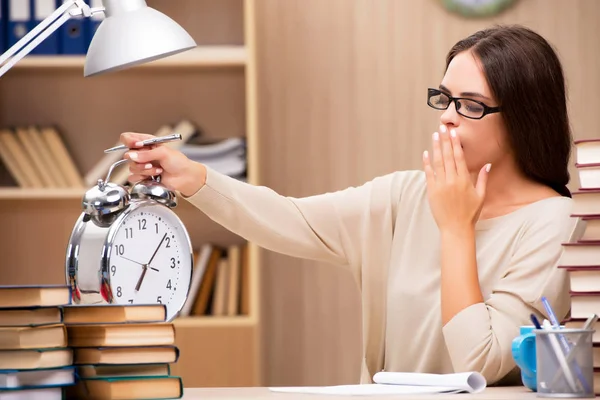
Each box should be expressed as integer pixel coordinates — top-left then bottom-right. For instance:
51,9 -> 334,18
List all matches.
119,255 -> 145,267
135,265 -> 148,292
147,232 -> 168,266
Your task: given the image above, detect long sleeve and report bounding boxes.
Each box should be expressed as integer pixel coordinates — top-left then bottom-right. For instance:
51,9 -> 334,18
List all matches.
184,166 -> 411,275
441,204 -> 574,385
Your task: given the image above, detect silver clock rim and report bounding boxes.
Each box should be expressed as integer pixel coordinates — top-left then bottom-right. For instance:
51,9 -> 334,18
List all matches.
100,199 -> 194,321
65,211 -> 89,304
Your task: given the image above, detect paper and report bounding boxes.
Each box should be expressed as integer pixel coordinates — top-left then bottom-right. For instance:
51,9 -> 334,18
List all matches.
269,371 -> 486,396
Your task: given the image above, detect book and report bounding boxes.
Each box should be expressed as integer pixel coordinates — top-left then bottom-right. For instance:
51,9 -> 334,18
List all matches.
66,323 -> 175,347
569,292 -> 600,319
570,216 -> 600,242
575,163 -> 600,190
0,348 -> 73,370
0,307 -> 63,327
270,371 -> 487,395
0,366 -> 76,389
62,304 -> 166,325
558,243 -> 600,267
66,375 -> 183,399
574,139 -> 600,165
77,364 -> 171,379
0,386 -> 63,399
0,325 -> 67,350
571,189 -> 600,216
559,267 -> 600,293
0,286 -> 71,309
73,346 -> 179,365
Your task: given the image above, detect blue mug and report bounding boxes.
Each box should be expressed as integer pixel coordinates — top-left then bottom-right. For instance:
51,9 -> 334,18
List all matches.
512,326 -> 538,391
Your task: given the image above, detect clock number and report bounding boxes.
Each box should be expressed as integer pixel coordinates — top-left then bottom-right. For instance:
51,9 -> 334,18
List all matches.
111,265 -> 116,276
115,244 -> 125,256
116,286 -> 122,297
125,227 -> 133,239
138,218 -> 147,231
155,223 -> 159,234
165,237 -> 171,248
157,296 -> 162,304
128,299 -> 133,304
166,279 -> 172,289
170,258 -> 176,268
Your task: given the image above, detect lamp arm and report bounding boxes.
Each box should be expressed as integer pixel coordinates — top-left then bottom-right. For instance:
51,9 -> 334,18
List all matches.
0,0 -> 101,78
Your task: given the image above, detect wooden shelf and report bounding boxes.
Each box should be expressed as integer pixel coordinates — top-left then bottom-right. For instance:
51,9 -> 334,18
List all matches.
13,46 -> 247,70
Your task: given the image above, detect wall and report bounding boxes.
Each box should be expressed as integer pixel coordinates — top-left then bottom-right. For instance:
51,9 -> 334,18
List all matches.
253,0 -> 600,386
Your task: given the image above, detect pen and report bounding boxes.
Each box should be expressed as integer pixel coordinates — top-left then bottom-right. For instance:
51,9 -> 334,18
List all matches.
530,314 -> 542,329
104,133 -> 183,153
541,297 -> 591,393
549,313 -> 598,388
541,319 -> 578,392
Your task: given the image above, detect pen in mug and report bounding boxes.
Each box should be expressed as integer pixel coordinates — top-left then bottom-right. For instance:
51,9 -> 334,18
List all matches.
541,296 -> 591,393
549,313 -> 598,388
541,319 -> 579,392
104,133 -> 183,153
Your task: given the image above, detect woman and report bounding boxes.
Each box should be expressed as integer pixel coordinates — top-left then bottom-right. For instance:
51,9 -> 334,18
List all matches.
120,25 -> 574,385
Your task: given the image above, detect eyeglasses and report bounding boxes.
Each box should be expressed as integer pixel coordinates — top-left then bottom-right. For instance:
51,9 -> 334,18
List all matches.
427,88 -> 501,120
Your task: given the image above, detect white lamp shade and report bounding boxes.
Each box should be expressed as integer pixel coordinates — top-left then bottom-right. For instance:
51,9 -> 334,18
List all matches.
84,1 -> 197,77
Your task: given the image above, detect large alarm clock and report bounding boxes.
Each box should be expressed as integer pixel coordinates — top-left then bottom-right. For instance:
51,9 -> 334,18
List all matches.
65,158 -> 193,321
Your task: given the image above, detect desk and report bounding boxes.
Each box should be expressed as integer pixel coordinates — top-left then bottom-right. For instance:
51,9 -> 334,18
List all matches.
182,386 -> 540,399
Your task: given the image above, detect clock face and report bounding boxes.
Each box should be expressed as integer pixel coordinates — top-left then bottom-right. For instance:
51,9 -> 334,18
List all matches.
104,201 -> 193,321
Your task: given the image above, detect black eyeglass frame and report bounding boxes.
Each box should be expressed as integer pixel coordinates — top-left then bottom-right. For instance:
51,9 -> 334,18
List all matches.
427,88 -> 501,120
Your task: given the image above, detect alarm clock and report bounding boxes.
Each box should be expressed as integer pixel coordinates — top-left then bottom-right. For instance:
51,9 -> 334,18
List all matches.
65,158 -> 193,321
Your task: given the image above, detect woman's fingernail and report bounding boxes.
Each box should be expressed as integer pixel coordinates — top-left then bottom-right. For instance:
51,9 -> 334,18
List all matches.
433,132 -> 439,141
439,125 -> 447,133
423,150 -> 429,159
450,129 -> 456,138
144,163 -> 153,170
128,152 -> 138,160
134,141 -> 144,147
486,163 -> 492,172
156,168 -> 163,174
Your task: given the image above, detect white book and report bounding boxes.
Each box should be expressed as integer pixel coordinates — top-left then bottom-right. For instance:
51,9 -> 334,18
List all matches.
0,366 -> 75,389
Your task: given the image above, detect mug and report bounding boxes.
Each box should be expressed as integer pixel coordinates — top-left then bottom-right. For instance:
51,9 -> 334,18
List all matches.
512,326 -> 538,391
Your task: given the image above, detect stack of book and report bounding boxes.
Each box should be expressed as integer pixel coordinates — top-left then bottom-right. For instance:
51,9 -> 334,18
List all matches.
0,285 -> 75,399
62,303 -> 183,400
558,138 -> 600,393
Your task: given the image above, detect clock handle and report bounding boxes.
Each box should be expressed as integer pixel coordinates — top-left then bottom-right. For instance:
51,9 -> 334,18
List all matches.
99,159 -> 130,190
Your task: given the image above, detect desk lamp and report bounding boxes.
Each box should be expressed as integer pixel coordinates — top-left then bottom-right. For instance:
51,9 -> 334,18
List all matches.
0,0 -> 197,77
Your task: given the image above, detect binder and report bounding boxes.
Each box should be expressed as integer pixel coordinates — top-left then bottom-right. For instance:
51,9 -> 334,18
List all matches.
60,0 -> 86,54
7,0 -> 33,49
85,0 -> 103,52
0,1 -> 5,54
30,0 -> 60,54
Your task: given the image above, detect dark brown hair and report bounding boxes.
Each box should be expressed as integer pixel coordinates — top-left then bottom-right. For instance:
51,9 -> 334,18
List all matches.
446,25 -> 572,197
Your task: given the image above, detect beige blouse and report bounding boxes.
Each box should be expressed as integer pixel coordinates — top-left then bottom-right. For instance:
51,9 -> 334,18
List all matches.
186,167 -> 574,385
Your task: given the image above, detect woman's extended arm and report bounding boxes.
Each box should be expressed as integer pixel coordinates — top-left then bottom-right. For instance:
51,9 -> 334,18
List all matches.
119,132 -> 408,272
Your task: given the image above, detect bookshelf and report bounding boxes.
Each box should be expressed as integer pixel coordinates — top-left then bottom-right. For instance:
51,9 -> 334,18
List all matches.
0,0 -> 261,389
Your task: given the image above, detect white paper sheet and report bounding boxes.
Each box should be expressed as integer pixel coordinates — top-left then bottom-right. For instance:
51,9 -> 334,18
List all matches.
269,371 -> 487,396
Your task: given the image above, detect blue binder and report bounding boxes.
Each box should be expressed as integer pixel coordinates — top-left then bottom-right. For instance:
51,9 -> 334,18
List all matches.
7,0 -> 33,50
30,0 -> 60,54
0,1 -> 6,54
59,0 -> 86,54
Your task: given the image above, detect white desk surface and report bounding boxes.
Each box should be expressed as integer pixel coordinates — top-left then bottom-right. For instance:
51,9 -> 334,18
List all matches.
182,386 -> 545,399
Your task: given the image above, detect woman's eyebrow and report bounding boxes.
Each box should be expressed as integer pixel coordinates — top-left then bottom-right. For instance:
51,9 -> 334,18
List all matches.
438,84 -> 492,101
